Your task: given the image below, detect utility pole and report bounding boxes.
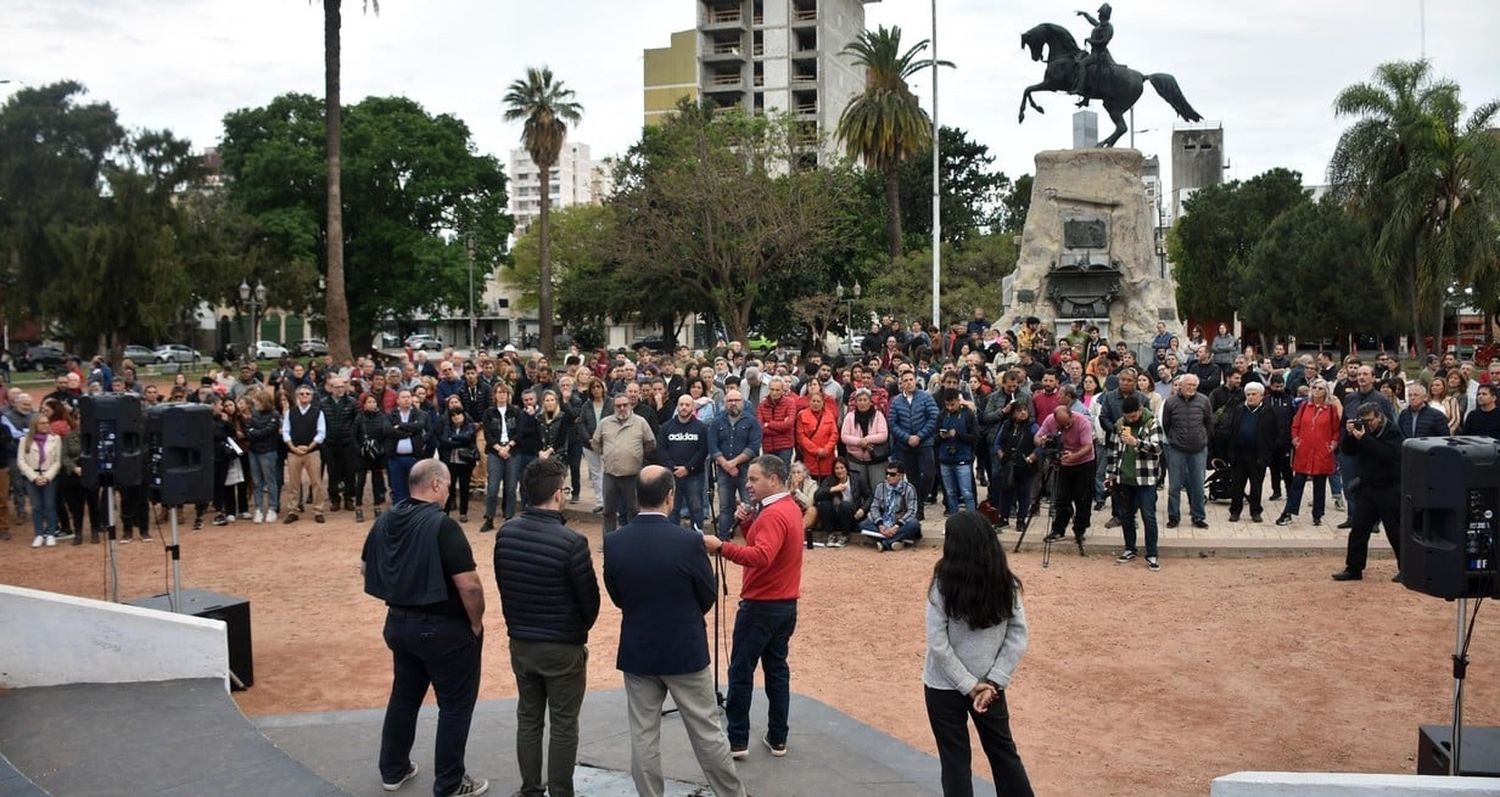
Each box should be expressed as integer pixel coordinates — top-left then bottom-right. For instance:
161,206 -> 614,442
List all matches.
466,235 -> 476,350
930,0 -> 941,331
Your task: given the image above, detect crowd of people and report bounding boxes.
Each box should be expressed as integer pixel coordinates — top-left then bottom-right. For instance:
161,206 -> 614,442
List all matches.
8,311 -> 1498,583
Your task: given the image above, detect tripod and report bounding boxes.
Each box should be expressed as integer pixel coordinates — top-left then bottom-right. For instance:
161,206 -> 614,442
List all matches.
663,540 -> 730,719
1014,443 -> 1062,567
1448,596 -> 1483,775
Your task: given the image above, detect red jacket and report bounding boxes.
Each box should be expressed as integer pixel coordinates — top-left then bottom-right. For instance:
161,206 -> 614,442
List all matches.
757,395 -> 798,453
796,404 -> 839,477
1291,400 -> 1341,476
725,495 -> 803,601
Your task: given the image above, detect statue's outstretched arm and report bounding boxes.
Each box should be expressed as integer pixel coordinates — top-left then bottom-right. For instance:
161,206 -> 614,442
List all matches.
1077,11 -> 1099,25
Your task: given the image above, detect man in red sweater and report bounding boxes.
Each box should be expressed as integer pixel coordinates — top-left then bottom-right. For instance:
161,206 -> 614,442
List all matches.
703,454 -> 803,761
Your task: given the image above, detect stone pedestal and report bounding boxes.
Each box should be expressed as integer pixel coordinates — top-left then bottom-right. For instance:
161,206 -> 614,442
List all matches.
1002,148 -> 1179,346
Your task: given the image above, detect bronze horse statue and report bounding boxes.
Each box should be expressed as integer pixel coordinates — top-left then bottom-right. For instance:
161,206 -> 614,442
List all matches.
1018,23 -> 1201,147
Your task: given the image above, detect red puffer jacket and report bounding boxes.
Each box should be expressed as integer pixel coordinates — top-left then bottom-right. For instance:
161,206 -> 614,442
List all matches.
757,394 -> 798,453
1290,400 -> 1341,476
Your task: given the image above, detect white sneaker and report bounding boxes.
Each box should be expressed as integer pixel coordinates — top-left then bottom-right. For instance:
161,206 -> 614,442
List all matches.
44,535 -> 56,547
253,510 -> 264,524
239,512 -> 252,520
266,512 -> 277,524
225,515 -> 237,523
31,536 -> 43,548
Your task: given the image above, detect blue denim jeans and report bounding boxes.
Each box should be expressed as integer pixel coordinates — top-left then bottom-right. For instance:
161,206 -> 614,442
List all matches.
715,466 -> 749,540
859,517 -> 922,549
511,453 -> 536,513
673,472 -> 705,530
726,599 -> 798,748
388,454 -> 418,504
25,480 -> 56,538
1284,473 -> 1329,521
249,450 -> 281,513
483,452 -> 517,520
939,463 -> 975,513
1164,446 -> 1207,523
1118,485 -> 1160,558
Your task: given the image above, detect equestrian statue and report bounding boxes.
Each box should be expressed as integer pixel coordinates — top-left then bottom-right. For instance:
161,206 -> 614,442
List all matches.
1019,4 -> 1202,148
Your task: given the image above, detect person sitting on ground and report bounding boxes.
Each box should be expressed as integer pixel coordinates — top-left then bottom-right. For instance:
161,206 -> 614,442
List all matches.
859,462 -> 922,552
814,457 -> 868,549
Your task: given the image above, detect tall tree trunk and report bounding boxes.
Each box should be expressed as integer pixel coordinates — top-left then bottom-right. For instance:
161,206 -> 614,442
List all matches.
1407,255 -> 1425,360
323,0 -> 353,362
538,162 -> 555,358
883,163 -> 902,259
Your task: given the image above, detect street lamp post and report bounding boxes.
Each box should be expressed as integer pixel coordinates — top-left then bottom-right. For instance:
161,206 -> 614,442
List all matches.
239,279 -> 267,362
836,281 -> 863,339
466,235 -> 477,350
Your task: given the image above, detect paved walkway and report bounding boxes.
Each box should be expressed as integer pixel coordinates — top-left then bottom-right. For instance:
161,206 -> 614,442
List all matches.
257,690 -> 982,797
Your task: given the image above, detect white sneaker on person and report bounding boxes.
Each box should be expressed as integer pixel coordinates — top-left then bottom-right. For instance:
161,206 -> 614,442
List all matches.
44,535 -> 56,547
31,536 -> 44,548
266,511 -> 277,524
253,510 -> 264,524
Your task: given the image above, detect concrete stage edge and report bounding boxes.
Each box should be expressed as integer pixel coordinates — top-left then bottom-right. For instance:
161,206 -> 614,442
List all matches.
255,688 -> 989,797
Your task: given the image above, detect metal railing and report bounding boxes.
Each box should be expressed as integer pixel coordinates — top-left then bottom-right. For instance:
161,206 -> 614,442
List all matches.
792,9 -> 816,22
711,42 -> 743,55
709,73 -> 743,87
708,9 -> 742,23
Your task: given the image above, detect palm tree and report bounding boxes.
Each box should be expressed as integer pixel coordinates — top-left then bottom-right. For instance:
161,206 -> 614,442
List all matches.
313,0 -> 379,362
835,26 -> 947,259
504,67 -> 583,358
1329,60 -> 1500,358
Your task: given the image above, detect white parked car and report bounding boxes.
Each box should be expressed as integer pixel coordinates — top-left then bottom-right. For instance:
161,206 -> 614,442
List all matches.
254,340 -> 289,360
404,334 -> 443,351
154,344 -> 202,364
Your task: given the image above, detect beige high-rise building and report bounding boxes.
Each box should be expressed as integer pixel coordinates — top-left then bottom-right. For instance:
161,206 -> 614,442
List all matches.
644,29 -> 699,126
644,0 -> 876,164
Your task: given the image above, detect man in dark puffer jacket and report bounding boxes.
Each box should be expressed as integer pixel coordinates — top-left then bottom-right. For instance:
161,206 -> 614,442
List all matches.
492,457 -> 599,797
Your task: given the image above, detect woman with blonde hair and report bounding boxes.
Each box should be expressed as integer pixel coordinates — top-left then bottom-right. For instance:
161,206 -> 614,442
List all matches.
1277,379 -> 1341,527
19,414 -> 62,547
1430,377 -> 1462,435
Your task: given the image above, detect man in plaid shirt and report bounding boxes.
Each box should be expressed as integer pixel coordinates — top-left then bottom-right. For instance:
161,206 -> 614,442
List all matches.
1104,395 -> 1165,571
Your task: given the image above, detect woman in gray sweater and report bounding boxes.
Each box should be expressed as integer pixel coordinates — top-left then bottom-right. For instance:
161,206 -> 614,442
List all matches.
923,511 -> 1033,796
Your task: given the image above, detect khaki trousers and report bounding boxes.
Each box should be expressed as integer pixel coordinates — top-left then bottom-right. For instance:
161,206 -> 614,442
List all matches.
285,449 -> 326,513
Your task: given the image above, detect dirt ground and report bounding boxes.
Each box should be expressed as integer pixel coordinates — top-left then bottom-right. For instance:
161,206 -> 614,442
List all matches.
2,506 -> 1497,796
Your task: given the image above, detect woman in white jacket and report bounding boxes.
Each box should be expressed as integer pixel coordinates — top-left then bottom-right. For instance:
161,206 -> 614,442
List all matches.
923,511 -> 1033,796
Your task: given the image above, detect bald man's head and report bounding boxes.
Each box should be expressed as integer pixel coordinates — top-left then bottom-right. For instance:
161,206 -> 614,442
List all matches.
637,465 -> 676,512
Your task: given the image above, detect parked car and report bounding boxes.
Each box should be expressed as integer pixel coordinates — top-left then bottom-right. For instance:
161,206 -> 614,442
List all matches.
254,340 -> 289,360
123,345 -> 156,363
746,333 -> 779,354
294,338 -> 328,357
21,344 -> 71,372
154,344 -> 202,364
631,335 -> 673,353
404,334 -> 443,351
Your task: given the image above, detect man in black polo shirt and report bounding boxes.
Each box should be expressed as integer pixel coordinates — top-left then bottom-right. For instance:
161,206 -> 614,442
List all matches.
362,459 -> 489,796
1462,384 -> 1500,441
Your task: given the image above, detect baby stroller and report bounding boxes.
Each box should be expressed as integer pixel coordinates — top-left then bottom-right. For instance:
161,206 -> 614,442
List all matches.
1205,458 -> 1235,503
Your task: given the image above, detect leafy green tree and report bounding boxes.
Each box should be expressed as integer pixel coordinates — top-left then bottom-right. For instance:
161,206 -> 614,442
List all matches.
612,102 -> 864,342
220,93 -> 512,350
1168,168 -> 1309,319
1236,199 -> 1398,344
312,0 -> 380,362
888,126 -> 1011,250
836,26 -> 948,259
508,203 -> 628,326
865,233 -> 1018,323
503,66 -> 583,358
1330,60 -> 1500,357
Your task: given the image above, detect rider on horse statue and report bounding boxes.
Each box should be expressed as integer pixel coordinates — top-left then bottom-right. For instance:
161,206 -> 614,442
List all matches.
1071,3 -> 1114,98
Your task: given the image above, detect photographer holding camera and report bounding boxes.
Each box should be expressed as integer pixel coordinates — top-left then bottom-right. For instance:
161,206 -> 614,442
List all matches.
1331,402 -> 1404,582
1033,404 -> 1095,546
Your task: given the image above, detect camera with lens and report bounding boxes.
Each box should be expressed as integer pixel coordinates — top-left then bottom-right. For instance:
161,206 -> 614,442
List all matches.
1351,420 -> 1366,433
1042,432 -> 1063,452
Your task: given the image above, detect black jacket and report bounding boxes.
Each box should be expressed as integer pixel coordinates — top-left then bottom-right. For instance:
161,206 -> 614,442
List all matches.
319,394 -> 360,446
536,409 -> 572,455
1397,404 -> 1449,439
1340,419 -> 1404,491
437,419 -> 479,463
388,407 -> 431,458
1223,401 -> 1279,468
603,514 -> 716,675
245,409 -> 282,455
814,471 -> 870,515
493,508 -> 600,645
355,409 -> 392,464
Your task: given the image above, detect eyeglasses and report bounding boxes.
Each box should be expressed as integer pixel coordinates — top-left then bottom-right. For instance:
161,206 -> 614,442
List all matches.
886,472 -> 901,478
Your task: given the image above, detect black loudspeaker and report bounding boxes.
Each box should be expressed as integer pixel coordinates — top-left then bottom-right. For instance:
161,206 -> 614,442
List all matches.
79,394 -> 145,489
1418,725 -> 1500,777
1400,436 -> 1500,599
147,403 -> 215,507
129,589 -> 254,690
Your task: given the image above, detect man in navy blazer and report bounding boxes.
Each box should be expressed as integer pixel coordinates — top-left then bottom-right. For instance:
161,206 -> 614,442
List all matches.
603,466 -> 745,797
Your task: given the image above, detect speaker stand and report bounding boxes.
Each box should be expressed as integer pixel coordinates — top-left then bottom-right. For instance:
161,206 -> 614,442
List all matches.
104,485 -> 119,603
1451,597 -> 1470,776
167,507 -> 184,613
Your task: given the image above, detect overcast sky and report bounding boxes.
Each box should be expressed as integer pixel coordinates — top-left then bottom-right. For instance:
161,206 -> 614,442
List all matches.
5,0 -> 1498,198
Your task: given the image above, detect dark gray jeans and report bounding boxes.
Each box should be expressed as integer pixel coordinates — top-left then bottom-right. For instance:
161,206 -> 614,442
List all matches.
509,639 -> 589,797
